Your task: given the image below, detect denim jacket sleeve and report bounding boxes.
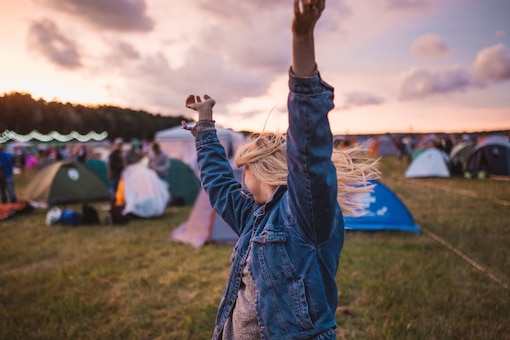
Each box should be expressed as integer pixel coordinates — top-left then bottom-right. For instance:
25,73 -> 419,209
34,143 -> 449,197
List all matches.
194,131 -> 255,235
286,70 -> 337,244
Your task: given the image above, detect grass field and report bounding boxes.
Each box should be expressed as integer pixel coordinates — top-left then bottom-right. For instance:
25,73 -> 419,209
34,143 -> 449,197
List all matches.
1,157 -> 509,339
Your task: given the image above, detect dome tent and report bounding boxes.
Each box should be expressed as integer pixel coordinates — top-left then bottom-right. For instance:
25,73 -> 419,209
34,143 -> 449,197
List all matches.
170,168 -> 243,248
405,148 -> 450,178
344,180 -> 420,233
449,141 -> 475,176
22,161 -> 110,208
166,158 -> 201,206
170,189 -> 239,248
466,136 -> 510,178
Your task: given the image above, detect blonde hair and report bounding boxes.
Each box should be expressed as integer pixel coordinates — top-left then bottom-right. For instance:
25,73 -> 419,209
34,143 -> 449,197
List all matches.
235,133 -> 288,186
235,132 -> 380,217
331,146 -> 380,217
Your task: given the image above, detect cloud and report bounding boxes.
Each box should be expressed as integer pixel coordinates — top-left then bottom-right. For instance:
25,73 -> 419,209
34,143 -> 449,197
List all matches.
47,0 -> 353,119
495,30 -> 505,38
27,19 -> 81,69
46,0 -> 154,32
103,1 -> 298,116
113,40 -> 141,60
341,91 -> 384,109
399,44 -> 510,99
411,34 -> 449,58
471,44 -> 510,83
105,45 -> 272,118
101,40 -> 140,69
381,0 -> 431,10
398,67 -> 471,99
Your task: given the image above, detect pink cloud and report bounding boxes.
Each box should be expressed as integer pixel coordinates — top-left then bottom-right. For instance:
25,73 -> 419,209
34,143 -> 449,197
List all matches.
341,91 -> 384,109
411,34 -> 449,58
471,44 -> 510,83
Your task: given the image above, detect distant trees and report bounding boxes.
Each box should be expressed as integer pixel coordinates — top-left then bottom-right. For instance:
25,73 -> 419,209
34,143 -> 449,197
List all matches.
0,92 -> 189,142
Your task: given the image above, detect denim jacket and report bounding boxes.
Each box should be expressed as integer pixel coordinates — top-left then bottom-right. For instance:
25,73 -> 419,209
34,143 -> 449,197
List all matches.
194,70 -> 344,340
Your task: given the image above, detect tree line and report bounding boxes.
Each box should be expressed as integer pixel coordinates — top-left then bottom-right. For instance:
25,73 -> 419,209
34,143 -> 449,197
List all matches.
0,92 -> 189,142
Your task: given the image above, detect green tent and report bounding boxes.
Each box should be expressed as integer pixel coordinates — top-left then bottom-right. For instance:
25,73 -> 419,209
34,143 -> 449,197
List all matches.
85,158 -> 109,187
22,160 -> 111,207
166,158 -> 201,206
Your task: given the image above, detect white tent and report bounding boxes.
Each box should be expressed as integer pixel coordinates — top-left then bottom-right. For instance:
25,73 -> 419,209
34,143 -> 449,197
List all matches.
122,163 -> 170,218
405,148 -> 450,178
155,125 -> 246,171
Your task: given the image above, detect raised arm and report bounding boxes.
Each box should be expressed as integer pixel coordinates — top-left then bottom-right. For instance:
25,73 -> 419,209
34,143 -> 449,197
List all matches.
291,0 -> 325,77
287,0 -> 337,244
185,93 -> 255,235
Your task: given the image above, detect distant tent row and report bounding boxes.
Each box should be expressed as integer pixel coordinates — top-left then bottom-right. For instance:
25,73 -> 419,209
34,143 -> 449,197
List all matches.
22,157 -> 201,212
405,135 -> 510,178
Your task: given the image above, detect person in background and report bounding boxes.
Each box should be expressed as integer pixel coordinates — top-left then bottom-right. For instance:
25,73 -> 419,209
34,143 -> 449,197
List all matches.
13,146 -> 26,176
124,139 -> 143,166
0,145 -> 18,203
148,142 -> 170,180
59,145 -> 71,160
108,138 -> 125,198
75,143 -> 88,163
183,0 -> 380,338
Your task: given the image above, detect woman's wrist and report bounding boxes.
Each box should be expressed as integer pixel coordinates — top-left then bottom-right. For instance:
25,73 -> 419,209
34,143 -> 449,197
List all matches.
191,120 -> 216,137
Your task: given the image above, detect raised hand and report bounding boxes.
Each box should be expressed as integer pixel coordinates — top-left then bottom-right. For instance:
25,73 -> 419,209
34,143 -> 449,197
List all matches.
185,94 -> 216,121
291,0 -> 325,77
292,0 -> 325,37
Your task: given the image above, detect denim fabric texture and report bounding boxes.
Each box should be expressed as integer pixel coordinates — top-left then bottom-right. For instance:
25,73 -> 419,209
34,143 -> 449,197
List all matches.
194,71 -> 344,340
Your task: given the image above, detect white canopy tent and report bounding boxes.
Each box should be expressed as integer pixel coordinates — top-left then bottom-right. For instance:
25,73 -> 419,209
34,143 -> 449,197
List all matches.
154,125 -> 246,171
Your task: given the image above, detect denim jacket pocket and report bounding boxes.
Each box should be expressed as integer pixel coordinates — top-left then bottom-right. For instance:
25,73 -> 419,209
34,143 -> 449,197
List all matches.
289,277 -> 315,330
252,230 -> 288,281
252,230 -> 286,244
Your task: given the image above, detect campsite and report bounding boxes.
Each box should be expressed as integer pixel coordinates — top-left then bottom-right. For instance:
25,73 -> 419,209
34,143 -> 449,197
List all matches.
1,153 -> 508,339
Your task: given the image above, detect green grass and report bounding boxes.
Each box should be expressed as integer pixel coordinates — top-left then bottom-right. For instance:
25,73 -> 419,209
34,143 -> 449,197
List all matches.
1,160 -> 509,339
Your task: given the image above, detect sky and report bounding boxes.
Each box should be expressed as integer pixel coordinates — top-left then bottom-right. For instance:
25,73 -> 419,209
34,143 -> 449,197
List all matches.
0,0 -> 509,135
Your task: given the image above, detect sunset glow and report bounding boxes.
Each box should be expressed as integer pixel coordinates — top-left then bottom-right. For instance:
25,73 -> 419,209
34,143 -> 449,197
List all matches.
0,0 -> 509,135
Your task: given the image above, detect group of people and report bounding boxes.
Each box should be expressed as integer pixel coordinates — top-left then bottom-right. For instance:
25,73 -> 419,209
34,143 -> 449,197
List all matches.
107,138 -> 170,197
106,138 -> 171,224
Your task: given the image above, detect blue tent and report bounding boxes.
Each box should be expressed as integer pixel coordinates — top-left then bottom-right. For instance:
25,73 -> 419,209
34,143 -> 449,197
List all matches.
344,180 -> 420,233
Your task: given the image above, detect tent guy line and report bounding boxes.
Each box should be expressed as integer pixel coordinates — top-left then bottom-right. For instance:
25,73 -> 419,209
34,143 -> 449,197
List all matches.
406,180 -> 510,207
421,227 -> 508,290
